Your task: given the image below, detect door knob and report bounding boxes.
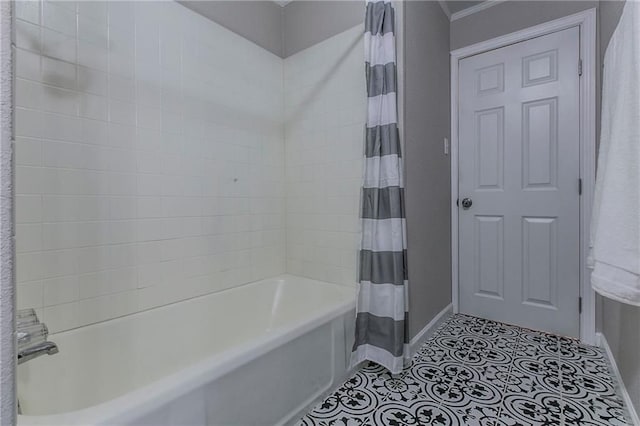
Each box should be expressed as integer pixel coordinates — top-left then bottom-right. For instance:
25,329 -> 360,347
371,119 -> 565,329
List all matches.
461,198 -> 473,209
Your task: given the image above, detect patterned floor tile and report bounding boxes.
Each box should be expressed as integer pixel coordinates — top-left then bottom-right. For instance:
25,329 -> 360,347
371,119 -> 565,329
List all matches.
516,329 -> 562,357
451,402 -> 503,426
412,343 -> 457,365
407,361 -> 460,404
460,362 -> 512,393
559,355 -> 613,382
371,371 -> 423,402
296,314 -> 631,426
503,363 -> 561,395
359,361 -> 390,380
510,354 -> 561,377
568,394 -> 630,426
370,399 -> 460,426
481,320 -> 521,337
440,365 -> 504,408
298,416 -> 372,426
558,336 -> 601,359
559,369 -> 620,400
464,342 -> 514,367
299,372 -> 380,425
500,392 -> 564,425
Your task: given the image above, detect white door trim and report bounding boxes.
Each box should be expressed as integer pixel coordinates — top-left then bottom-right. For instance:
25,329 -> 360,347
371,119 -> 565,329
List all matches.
450,8 -> 597,344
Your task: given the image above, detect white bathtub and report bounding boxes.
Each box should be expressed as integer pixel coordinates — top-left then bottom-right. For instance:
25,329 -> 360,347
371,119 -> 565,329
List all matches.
18,275 -> 356,425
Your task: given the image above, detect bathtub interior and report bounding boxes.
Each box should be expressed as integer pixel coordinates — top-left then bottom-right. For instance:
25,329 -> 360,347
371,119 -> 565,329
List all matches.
17,276 -> 355,417
265,277 -> 356,329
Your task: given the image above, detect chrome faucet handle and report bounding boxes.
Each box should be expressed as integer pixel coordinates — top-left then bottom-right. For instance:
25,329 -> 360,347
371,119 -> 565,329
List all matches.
17,323 -> 48,350
16,308 -> 39,328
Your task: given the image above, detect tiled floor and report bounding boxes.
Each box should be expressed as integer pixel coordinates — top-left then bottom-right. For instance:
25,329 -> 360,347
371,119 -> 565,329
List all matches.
297,314 -> 630,425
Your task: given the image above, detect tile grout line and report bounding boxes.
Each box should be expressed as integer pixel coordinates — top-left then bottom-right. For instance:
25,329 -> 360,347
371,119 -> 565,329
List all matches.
472,319 -> 493,423
487,320 -> 522,426
494,327 -> 522,425
433,316 -> 489,420
557,338 -> 566,426
432,316 -> 476,414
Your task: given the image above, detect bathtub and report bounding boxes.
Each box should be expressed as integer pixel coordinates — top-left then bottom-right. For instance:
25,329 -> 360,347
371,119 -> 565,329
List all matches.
17,275 -> 356,425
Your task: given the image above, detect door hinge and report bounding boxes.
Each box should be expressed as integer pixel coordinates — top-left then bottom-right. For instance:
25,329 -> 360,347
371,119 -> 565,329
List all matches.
578,178 -> 583,195
578,59 -> 583,76
579,297 -> 583,314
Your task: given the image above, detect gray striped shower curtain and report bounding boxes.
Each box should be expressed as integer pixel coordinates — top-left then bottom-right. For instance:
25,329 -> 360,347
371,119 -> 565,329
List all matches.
351,0 -> 409,375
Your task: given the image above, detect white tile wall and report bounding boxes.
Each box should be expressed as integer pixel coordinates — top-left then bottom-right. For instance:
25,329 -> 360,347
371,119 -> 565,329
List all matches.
283,25 -> 366,286
15,1 -> 286,333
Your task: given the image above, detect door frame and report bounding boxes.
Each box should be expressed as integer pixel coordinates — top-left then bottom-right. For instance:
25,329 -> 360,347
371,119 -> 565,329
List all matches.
450,9 -> 597,344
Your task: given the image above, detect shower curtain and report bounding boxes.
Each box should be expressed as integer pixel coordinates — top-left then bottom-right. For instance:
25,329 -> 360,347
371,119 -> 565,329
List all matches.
351,0 -> 409,375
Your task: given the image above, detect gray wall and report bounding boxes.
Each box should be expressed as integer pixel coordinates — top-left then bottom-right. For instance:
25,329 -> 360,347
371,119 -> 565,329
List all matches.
600,0 -> 626,62
282,1 -> 364,57
403,1 -> 452,339
180,0 -> 364,59
450,1 -> 598,50
179,1 -> 284,57
602,298 -> 640,415
598,0 -> 639,416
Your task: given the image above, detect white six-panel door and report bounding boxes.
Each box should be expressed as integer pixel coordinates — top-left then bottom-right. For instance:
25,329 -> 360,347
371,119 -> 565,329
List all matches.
458,27 -> 581,337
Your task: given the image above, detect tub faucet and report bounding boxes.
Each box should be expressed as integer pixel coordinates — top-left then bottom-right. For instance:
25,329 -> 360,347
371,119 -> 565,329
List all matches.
16,309 -> 59,365
17,341 -> 59,364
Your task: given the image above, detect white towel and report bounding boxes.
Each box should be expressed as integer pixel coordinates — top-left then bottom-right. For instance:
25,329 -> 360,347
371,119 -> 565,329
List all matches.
589,0 -> 640,306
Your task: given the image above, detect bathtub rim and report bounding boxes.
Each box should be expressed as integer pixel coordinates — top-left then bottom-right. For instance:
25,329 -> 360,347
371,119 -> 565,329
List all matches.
18,275 -> 356,425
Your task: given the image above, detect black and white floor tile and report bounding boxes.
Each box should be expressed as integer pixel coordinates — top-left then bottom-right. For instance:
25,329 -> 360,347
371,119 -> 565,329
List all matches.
296,314 -> 631,426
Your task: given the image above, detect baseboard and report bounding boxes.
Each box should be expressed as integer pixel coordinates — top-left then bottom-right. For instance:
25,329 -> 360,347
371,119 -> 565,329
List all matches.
409,304 -> 453,357
596,332 -> 640,426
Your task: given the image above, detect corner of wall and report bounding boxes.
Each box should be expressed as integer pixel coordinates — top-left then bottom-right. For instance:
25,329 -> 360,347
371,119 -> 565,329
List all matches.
280,4 -> 286,59
395,0 -> 405,149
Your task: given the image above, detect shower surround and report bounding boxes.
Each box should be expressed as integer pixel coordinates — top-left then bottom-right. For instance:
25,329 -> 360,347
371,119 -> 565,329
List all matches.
15,0 -> 366,335
15,0 -> 286,333
284,24 -> 366,286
